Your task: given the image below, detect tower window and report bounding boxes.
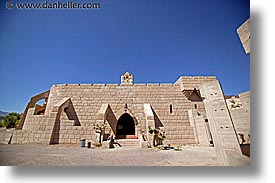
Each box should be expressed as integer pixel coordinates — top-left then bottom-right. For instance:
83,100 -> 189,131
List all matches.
170,104 -> 173,114
194,104 -> 197,109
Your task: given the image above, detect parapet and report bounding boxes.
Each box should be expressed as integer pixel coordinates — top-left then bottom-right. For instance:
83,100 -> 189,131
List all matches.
51,75 -> 217,90
175,76 -> 217,91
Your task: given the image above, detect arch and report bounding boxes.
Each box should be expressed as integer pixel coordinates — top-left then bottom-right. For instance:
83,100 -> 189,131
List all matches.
17,90 -> 50,129
116,113 -> 135,138
34,99 -> 47,115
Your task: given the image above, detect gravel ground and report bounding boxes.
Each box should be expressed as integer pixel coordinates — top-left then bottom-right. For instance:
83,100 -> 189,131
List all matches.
0,144 -> 218,166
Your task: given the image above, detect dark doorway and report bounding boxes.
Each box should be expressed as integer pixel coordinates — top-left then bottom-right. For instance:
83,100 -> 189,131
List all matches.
116,113 -> 135,139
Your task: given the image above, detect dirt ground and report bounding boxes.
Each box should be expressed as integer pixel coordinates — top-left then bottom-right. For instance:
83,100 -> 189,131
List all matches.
0,144 -> 219,166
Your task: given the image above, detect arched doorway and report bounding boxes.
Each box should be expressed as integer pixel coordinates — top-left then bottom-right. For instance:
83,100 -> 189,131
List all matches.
116,113 -> 135,139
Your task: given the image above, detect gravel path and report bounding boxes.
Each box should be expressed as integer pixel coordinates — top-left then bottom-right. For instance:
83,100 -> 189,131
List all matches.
0,145 -> 218,166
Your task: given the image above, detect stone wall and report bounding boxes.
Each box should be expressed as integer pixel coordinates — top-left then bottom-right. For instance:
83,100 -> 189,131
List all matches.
45,83 -> 198,145
226,91 -> 250,144
175,76 -> 217,90
22,108 -> 47,131
200,80 -> 245,165
12,76 -> 225,146
0,129 -> 13,144
237,18 -> 250,54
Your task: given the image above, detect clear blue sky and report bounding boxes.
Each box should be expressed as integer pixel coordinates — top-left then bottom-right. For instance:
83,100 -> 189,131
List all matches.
0,0 -> 250,113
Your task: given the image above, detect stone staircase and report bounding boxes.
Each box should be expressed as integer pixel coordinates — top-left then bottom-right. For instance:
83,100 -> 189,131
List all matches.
114,139 -> 141,148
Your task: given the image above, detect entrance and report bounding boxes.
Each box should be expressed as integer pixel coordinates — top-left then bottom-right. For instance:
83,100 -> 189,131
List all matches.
116,113 -> 135,139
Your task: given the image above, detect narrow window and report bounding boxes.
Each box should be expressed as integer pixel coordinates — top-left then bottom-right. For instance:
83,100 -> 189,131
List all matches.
194,104 -> 197,109
170,104 -> 173,114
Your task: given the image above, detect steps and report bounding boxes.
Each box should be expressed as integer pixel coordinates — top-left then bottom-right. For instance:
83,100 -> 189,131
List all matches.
114,139 -> 141,148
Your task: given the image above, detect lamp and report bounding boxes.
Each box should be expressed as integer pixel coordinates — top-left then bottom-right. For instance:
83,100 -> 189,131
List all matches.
124,103 -> 128,112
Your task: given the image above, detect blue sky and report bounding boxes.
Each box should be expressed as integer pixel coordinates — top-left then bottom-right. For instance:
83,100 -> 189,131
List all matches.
0,0 -> 250,113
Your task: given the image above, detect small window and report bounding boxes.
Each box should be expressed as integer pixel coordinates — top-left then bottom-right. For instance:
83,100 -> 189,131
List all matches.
170,104 -> 173,114
205,119 -> 208,122
194,104 -> 197,109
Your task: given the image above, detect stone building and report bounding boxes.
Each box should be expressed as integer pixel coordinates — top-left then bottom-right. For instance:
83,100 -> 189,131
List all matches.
0,72 -> 250,165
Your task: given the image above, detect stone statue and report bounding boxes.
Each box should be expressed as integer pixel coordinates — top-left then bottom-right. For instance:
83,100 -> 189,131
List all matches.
229,97 -> 243,109
121,72 -> 134,84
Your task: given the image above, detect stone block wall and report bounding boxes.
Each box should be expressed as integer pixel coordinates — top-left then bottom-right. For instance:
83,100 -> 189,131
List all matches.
175,76 -> 217,90
12,130 -> 44,144
200,80 -> 244,165
226,91 -> 250,144
0,129 -> 13,144
57,123 -> 93,144
23,108 -> 47,131
13,76 -> 221,146
237,18 -> 250,54
44,83 -> 198,145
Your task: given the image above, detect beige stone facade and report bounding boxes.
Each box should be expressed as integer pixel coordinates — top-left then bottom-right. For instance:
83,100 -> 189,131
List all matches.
3,72 -> 250,165
226,91 -> 250,144
237,18 -> 250,54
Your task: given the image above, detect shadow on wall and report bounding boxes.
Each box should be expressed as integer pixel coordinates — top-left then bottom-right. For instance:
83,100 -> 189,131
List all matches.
106,107 -> 118,135
51,101 -> 80,144
152,108 -> 164,129
64,102 -> 80,126
240,144 -> 250,157
187,89 -> 203,102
